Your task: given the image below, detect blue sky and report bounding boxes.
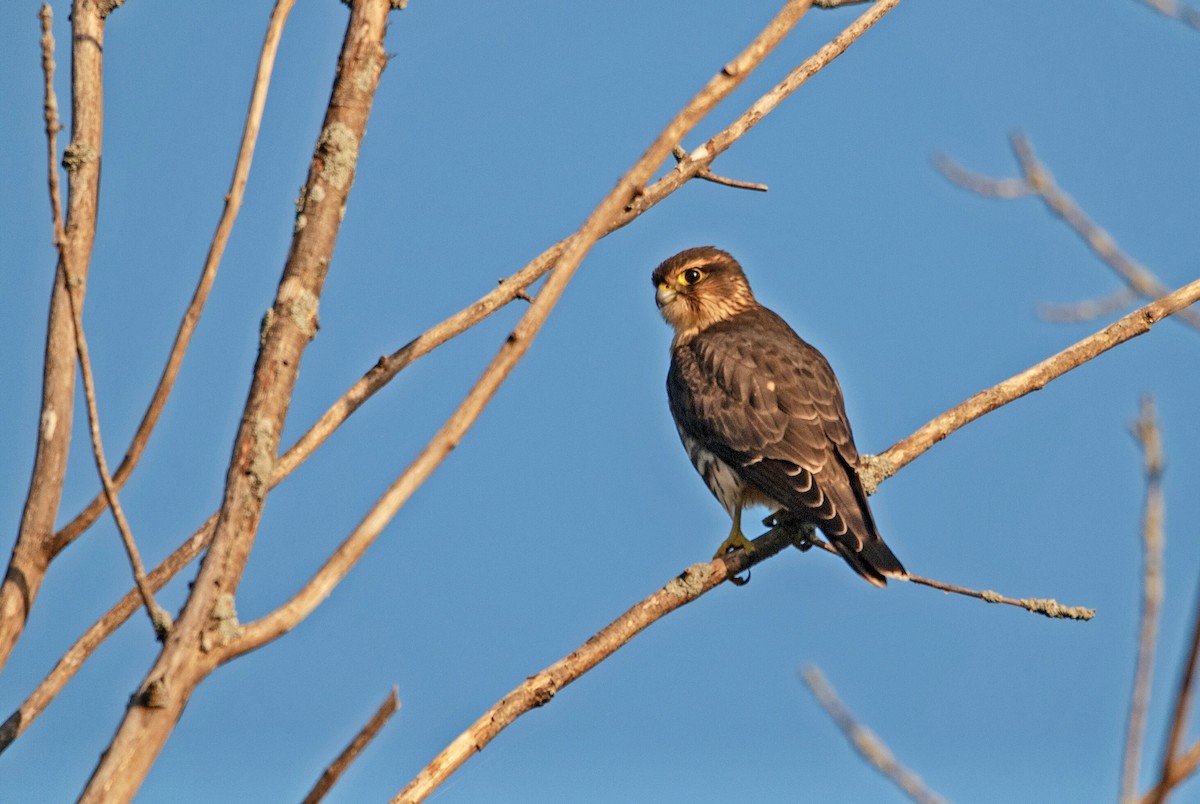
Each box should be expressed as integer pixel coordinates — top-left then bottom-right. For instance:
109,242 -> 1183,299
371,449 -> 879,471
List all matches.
3,1 -> 1200,801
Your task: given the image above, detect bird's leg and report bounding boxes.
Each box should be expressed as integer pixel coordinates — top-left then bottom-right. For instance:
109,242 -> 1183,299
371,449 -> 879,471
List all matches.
763,509 -> 815,552
713,506 -> 755,558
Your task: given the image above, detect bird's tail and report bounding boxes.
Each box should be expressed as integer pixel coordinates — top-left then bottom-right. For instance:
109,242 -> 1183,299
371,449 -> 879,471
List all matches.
835,538 -> 907,588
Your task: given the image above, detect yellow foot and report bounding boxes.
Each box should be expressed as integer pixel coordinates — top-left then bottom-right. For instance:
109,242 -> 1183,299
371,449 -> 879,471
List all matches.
713,530 -> 755,559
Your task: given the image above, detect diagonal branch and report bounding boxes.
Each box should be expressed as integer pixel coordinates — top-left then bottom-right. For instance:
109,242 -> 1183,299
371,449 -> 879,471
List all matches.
302,687 -> 401,804
50,0 -> 297,557
61,256 -> 171,638
867,275 -> 1200,484
1122,396 -> 1166,803
802,665 -> 948,804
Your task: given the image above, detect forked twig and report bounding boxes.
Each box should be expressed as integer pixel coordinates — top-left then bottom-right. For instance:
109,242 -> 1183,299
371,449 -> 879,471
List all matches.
935,133 -> 1200,331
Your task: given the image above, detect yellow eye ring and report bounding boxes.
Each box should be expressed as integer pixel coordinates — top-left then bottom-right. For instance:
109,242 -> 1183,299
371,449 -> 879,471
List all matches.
681,267 -> 703,285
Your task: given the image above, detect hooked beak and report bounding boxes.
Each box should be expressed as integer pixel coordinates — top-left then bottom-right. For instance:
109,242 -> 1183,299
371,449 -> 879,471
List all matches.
655,282 -> 676,309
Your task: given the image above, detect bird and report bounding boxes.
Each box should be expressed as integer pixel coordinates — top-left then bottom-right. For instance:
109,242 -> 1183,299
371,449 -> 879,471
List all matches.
652,246 -> 906,587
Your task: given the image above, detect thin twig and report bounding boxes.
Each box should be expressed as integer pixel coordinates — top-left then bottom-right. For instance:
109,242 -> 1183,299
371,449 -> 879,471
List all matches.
40,2 -> 168,639
1038,287 -> 1139,324
1134,0 -> 1200,31
39,5 -> 65,249
672,145 -> 768,192
1145,572 -> 1200,804
789,528 -> 1094,620
1122,396 -> 1166,803
802,665 -> 949,804
62,273 -> 172,637
50,0 -> 297,556
302,687 -> 401,804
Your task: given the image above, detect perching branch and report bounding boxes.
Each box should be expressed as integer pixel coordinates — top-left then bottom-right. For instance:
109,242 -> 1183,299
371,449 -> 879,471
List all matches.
802,665 -> 949,804
393,273 -> 1200,802
1122,397 -> 1165,803
934,133 -> 1200,331
302,688 -> 401,804
393,526 -> 800,804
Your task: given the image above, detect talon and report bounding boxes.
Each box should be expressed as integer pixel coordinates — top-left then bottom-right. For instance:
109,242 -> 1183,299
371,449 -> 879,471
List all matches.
713,507 -> 755,559
713,530 -> 755,558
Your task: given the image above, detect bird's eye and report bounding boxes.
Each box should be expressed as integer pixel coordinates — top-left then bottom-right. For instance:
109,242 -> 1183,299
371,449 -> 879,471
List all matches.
681,267 -> 704,286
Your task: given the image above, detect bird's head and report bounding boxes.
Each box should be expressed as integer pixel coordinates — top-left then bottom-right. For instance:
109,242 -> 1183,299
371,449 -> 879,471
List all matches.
651,246 -> 756,338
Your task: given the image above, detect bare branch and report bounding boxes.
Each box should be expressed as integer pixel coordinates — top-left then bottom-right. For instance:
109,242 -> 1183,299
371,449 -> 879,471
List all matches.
871,276 -> 1200,483
802,665 -> 948,804
79,2 -> 396,797
1145,573 -> 1200,804
1,0 -> 107,670
50,0 -> 297,556
302,687 -> 400,804
1134,0 -> 1200,31
1122,396 -> 1166,803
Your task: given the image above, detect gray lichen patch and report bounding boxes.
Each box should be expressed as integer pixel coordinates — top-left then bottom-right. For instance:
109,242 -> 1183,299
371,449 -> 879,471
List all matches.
201,592 -> 244,653
316,122 -> 359,191
247,418 -> 276,499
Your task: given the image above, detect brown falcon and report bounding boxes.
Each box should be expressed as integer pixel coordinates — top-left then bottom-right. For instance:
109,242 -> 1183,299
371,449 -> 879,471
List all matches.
653,246 -> 906,587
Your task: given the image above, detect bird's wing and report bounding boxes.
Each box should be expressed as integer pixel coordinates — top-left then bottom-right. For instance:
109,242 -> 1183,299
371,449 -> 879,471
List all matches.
670,308 -> 874,551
